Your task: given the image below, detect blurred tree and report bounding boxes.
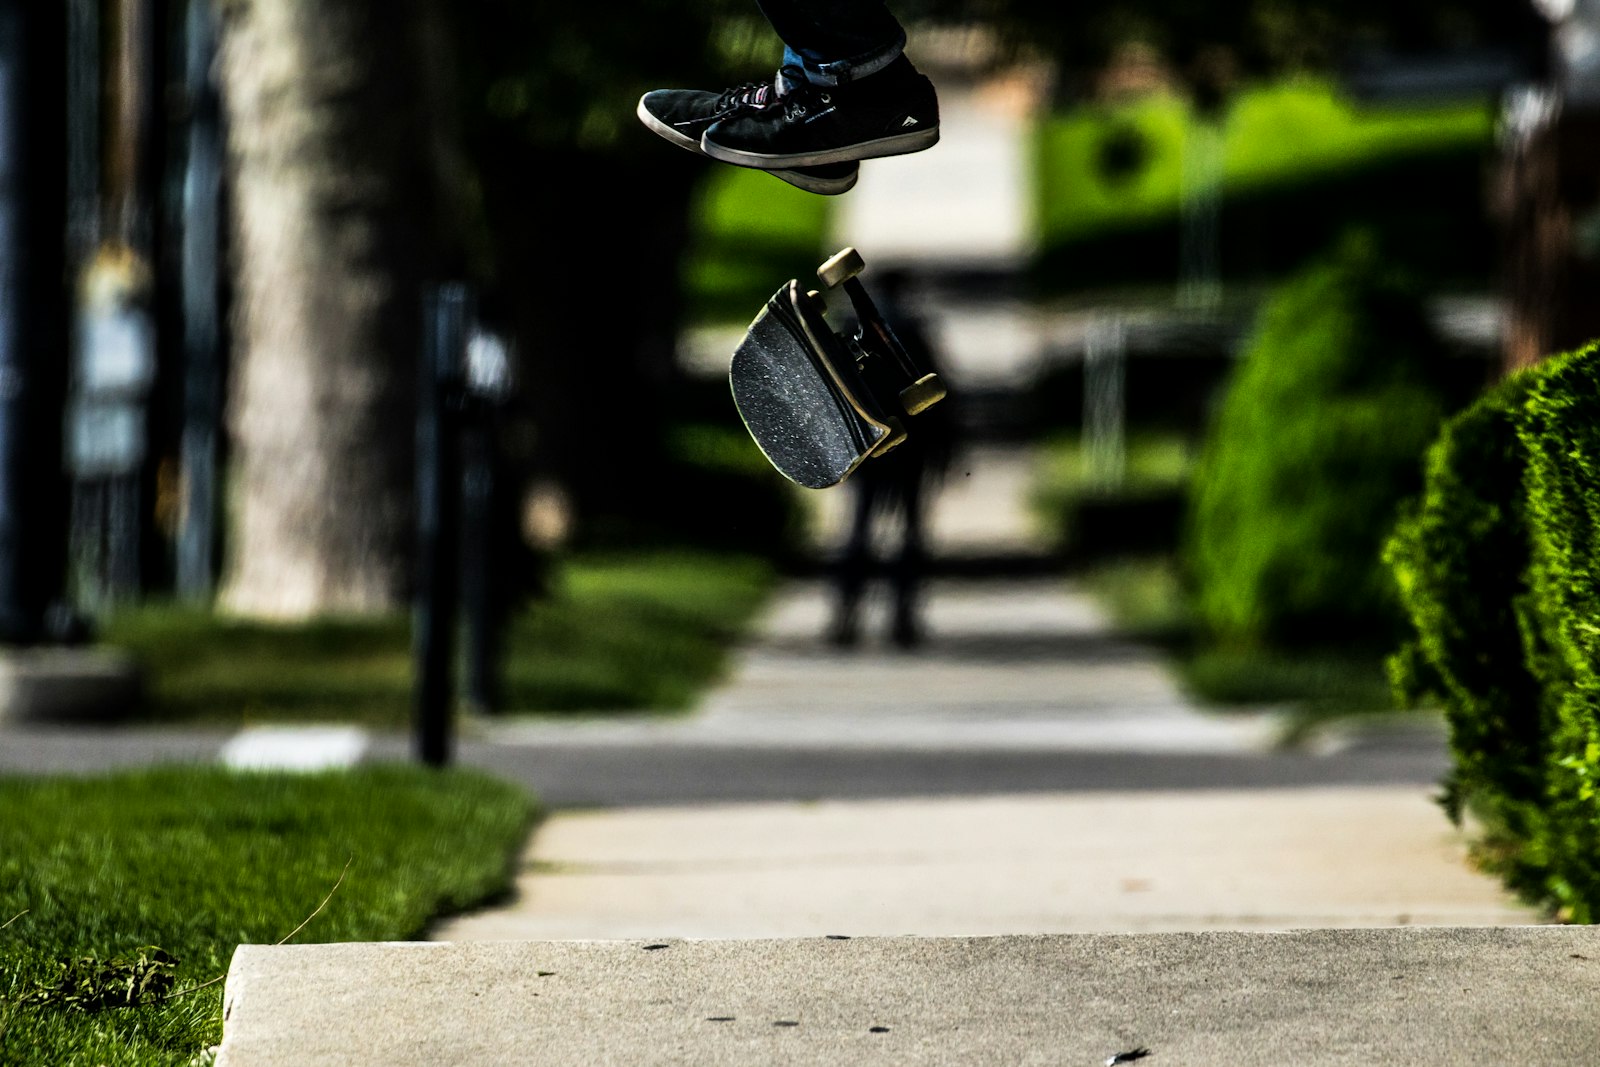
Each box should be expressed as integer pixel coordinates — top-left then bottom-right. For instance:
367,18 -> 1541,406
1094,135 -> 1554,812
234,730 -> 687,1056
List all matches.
445,0 -> 761,536
216,0 -> 463,617
1496,108 -> 1600,372
1493,1 -> 1600,373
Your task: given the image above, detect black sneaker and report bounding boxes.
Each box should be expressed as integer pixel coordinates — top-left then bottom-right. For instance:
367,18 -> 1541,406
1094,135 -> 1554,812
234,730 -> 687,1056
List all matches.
636,83 -> 859,195
701,57 -> 939,169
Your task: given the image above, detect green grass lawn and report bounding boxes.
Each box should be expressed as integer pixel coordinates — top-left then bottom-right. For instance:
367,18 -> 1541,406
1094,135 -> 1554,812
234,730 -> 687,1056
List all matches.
1028,432 -> 1198,561
0,765 -> 535,1066
1030,432 -> 1197,531
1078,552 -> 1398,721
683,164 -> 832,323
1033,78 -> 1494,290
102,551 -> 775,726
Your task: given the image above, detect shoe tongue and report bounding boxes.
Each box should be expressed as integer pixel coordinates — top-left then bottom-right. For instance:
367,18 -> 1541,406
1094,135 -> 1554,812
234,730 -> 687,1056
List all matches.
774,66 -> 806,98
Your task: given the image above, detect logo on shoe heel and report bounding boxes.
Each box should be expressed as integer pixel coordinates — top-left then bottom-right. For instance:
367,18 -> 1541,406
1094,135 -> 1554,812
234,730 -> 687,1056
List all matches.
900,116 -> 919,127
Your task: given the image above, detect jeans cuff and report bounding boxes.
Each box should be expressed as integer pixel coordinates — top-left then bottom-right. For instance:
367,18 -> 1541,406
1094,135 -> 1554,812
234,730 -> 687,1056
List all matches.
783,32 -> 905,88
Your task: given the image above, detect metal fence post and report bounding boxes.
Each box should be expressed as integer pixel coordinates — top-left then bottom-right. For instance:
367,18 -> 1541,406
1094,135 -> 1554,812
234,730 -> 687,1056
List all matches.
414,284 -> 470,767
0,0 -> 31,641
460,328 -> 513,716
1083,315 -> 1128,491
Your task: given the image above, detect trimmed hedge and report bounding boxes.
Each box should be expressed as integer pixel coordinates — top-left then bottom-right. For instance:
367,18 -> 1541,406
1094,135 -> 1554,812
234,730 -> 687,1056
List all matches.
1031,80 -> 1495,294
1186,237 -> 1453,648
1389,342 -> 1600,919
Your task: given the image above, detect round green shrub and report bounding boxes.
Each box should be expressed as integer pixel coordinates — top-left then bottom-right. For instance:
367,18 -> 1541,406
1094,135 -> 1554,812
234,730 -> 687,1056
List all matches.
1186,236 -> 1453,647
1381,342 -> 1600,920
1385,371 -> 1547,823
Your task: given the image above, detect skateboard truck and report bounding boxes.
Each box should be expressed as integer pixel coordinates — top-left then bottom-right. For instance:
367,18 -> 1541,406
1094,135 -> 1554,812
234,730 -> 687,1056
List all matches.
729,246 -> 949,489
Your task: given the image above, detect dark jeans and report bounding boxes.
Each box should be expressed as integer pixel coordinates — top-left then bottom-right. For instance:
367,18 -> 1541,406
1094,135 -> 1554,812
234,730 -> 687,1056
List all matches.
755,0 -> 906,86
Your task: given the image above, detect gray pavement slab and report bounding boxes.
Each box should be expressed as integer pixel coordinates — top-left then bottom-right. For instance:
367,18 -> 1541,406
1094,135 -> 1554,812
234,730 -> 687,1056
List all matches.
217,928 -> 1600,1066
0,724 -> 229,774
435,788 -> 1533,942
442,574 -> 1457,807
483,579 -> 1284,756
0,647 -> 141,723
441,738 -> 1451,808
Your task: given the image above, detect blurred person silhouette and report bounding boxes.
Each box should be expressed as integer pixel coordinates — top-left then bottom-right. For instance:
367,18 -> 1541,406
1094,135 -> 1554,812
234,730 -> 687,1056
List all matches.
828,269 -> 957,649
636,0 -> 938,195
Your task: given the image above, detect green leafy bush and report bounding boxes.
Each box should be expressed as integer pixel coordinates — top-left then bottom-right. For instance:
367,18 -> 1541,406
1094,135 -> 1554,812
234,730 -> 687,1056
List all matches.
1388,342 -> 1600,919
1185,236 -> 1453,649
1387,372 -> 1546,818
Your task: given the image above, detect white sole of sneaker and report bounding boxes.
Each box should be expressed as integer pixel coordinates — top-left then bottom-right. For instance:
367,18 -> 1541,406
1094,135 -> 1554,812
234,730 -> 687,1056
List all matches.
637,94 -> 858,196
636,97 -> 701,152
700,125 -> 940,169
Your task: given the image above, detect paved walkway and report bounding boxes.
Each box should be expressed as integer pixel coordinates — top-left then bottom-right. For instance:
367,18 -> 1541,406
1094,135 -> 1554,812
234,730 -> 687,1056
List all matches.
219,929 -> 1600,1067
436,561 -> 1530,942
481,577 -> 1280,756
435,787 -> 1529,942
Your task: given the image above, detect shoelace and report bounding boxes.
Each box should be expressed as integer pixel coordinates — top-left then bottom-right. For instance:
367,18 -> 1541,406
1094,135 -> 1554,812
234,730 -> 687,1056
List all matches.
779,84 -> 832,121
714,81 -> 776,115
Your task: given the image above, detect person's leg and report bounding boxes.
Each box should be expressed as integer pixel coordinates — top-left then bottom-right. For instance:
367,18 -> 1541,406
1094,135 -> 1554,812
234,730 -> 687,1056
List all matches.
830,477 -> 879,647
889,471 -> 926,648
755,0 -> 907,88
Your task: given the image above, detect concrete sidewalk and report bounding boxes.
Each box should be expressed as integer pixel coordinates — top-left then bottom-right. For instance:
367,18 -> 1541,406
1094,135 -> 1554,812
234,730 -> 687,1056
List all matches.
482,575 -> 1283,756
442,527 -> 1523,941
213,548 -> 1543,1063
216,456 -> 1543,1063
218,929 -> 1600,1066
435,788 -> 1532,942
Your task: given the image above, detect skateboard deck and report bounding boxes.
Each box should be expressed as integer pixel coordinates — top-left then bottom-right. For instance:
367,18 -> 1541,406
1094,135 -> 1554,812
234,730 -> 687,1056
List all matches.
730,281 -> 893,489
730,248 -> 946,490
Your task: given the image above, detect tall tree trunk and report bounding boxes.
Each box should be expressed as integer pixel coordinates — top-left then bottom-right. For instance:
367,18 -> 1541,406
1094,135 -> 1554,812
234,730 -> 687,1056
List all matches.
216,0 -> 443,617
1497,111 -> 1600,372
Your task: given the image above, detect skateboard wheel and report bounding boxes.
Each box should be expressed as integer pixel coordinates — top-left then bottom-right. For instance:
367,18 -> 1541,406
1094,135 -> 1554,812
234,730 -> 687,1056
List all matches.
900,373 -> 947,416
818,247 -> 865,289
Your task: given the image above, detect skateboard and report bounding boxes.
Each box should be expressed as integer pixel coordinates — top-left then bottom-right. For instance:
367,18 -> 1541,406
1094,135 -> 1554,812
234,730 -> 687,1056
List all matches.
729,247 -> 947,489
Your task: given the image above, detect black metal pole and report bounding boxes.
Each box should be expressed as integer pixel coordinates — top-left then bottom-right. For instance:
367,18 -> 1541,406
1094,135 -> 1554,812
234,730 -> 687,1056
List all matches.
0,0 -> 28,641
414,284 -> 468,767
0,1 -> 65,643
64,0 -> 98,611
176,0 -> 221,600
460,408 -> 499,714
65,0 -> 98,263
